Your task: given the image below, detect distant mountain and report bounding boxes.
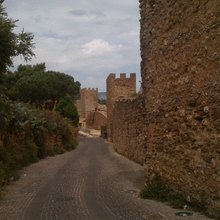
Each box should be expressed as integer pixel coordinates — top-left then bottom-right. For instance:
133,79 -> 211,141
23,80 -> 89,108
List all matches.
98,92 -> 106,100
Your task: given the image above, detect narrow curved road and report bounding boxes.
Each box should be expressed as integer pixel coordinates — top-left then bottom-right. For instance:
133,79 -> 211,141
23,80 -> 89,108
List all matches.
0,137 -> 212,220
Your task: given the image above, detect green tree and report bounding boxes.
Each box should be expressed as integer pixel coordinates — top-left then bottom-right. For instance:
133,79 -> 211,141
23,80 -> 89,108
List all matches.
3,64 -> 81,108
55,94 -> 79,127
17,63 -> 46,75
2,63 -> 46,93
73,81 -> 81,100
98,99 -> 106,105
12,72 -> 49,105
0,1 -> 35,79
46,71 -> 80,106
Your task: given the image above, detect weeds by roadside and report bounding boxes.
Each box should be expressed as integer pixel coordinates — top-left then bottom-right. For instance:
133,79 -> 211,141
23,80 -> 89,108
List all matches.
139,173 -> 219,220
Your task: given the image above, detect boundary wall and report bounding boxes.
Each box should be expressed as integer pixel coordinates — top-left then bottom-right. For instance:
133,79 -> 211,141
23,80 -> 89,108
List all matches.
107,73 -> 136,141
86,111 -> 107,130
113,96 -> 147,164
112,0 -> 220,217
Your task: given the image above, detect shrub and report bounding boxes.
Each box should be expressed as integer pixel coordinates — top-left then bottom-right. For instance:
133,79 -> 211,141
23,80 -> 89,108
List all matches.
139,174 -> 189,209
0,95 -> 79,196
55,94 -> 79,127
139,174 -> 169,202
139,174 -> 218,219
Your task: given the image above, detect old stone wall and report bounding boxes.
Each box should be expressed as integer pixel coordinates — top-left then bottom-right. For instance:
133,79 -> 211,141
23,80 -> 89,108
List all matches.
113,96 -> 147,164
76,88 -> 98,119
107,73 -> 136,141
86,111 -> 107,130
112,0 -> 220,217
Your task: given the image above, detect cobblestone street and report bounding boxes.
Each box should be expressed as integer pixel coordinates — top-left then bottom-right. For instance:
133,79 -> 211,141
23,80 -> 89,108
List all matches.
0,137 -> 214,220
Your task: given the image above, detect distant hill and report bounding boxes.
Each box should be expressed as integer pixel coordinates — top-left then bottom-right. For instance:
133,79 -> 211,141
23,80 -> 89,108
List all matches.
98,92 -> 106,100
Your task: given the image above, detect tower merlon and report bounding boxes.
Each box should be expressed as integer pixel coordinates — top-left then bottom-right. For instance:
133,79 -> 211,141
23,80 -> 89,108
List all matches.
120,73 -> 126,79
107,73 -> 116,80
130,73 -> 136,78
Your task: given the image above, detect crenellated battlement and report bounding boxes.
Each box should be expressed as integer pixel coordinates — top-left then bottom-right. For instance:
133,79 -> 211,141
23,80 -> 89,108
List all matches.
81,88 -> 98,92
107,73 -> 116,80
107,73 -> 136,82
106,73 -> 136,141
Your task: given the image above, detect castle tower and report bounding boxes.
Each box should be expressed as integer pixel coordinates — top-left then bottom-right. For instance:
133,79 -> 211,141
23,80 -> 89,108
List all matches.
107,73 -> 136,141
76,88 -> 98,124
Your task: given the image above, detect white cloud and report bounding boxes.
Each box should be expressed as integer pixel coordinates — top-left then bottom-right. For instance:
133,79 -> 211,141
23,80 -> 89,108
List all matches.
82,39 -> 122,56
3,0 -> 141,92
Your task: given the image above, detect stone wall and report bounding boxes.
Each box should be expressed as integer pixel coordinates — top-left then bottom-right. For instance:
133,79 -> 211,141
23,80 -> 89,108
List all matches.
107,73 -> 136,141
76,88 -> 98,119
113,96 -> 147,164
86,111 -> 107,130
112,0 -> 220,217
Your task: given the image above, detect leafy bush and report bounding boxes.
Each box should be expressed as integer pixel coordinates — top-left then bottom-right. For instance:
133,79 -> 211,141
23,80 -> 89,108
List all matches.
139,174 -> 169,202
139,173 -> 192,209
55,94 -> 79,127
0,95 -> 78,195
139,174 -> 190,209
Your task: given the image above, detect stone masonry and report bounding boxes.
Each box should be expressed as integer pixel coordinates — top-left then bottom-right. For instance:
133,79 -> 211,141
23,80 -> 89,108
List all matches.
86,104 -> 107,130
112,0 -> 220,218
76,88 -> 98,119
113,96 -> 147,164
107,73 -> 136,141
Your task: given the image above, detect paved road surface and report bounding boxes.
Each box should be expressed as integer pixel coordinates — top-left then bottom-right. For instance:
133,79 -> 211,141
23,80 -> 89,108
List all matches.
0,137 -> 213,220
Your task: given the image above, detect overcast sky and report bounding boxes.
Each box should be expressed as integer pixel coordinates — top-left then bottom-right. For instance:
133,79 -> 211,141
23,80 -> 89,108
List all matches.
3,0 -> 141,92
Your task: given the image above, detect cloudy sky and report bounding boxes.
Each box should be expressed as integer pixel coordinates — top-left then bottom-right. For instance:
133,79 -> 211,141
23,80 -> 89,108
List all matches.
3,0 -> 141,92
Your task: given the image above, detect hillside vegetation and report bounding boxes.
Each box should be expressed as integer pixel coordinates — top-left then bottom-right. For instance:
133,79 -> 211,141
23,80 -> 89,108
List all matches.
0,95 -> 78,193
